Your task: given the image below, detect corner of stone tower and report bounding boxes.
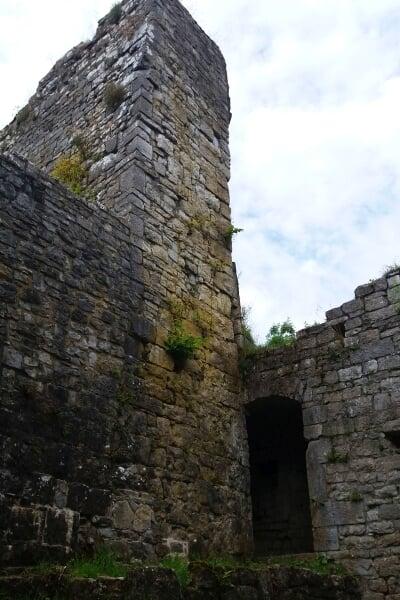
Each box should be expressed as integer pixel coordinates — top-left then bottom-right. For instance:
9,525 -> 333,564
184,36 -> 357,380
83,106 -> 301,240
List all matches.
0,0 -> 251,563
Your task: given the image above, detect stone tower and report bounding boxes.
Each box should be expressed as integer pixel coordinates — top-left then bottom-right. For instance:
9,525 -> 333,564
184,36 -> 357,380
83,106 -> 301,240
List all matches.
0,0 -> 252,562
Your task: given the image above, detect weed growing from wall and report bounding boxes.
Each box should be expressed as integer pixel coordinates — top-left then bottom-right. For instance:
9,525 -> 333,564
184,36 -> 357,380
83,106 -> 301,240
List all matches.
327,448 -> 348,464
116,373 -> 137,406
15,104 -> 33,127
224,224 -> 243,245
165,297 -> 204,369
238,307 -> 259,378
51,154 -> 87,196
349,490 -> 363,503
193,553 -> 347,577
165,324 -> 202,369
168,299 -> 187,322
71,133 -> 90,160
107,3 -> 122,25
104,82 -> 126,111
193,307 -> 214,337
68,548 -> 128,578
187,214 -> 211,235
160,554 -> 191,588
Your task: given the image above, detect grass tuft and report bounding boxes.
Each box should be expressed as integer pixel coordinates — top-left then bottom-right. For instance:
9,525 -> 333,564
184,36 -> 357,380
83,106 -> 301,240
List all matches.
159,554 -> 191,588
68,548 -> 128,579
195,553 -> 347,577
264,554 -> 347,576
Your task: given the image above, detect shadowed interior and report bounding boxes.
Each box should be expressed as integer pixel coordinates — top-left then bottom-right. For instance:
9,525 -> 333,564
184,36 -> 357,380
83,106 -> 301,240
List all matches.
246,396 -> 314,556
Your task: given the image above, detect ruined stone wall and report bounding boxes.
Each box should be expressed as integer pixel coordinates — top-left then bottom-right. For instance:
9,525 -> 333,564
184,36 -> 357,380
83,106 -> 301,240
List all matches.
0,0 -> 251,563
247,271 -> 400,600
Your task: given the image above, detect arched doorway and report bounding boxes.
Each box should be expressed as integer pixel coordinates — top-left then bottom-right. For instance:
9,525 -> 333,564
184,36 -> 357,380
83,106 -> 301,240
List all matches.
246,396 -> 314,555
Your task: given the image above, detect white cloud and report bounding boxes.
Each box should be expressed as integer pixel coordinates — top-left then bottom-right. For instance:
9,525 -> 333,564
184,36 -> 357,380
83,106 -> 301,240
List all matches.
1,0 -> 400,338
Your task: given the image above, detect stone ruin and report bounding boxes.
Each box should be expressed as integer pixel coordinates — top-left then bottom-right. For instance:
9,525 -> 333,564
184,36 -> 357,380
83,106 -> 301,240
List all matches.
0,0 -> 398,598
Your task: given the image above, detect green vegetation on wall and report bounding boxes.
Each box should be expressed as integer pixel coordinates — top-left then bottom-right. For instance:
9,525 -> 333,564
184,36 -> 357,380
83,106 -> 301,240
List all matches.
103,82 -> 126,111
165,323 -> 203,367
69,548 -> 128,578
239,310 -> 296,378
15,104 -> 33,127
107,3 -> 122,25
327,448 -> 348,464
224,224 -> 243,246
264,320 -> 296,349
51,154 -> 87,196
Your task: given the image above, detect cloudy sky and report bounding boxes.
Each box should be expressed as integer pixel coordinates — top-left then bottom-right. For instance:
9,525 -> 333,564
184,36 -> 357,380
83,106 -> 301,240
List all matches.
1,0 -> 400,340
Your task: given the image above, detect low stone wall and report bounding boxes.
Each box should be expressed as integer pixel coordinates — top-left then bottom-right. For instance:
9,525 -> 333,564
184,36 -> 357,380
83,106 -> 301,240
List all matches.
247,272 -> 400,599
0,565 -> 361,600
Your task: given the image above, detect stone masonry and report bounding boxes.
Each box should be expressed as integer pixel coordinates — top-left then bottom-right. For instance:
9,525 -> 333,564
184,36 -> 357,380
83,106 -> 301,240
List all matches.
247,272 -> 400,600
0,0 -> 251,563
0,0 -> 399,598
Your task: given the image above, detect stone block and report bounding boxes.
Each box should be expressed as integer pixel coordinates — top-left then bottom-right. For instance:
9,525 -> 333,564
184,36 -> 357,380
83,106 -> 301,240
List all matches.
124,568 -> 181,600
120,165 -> 146,194
3,348 -> 23,370
388,285 -> 400,304
43,507 -> 79,546
365,294 -> 388,312
313,526 -> 339,551
342,298 -> 364,315
339,365 -> 362,382
326,306 -> 344,321
388,274 -> 400,288
112,500 -> 136,530
131,316 -> 156,343
355,282 -> 374,297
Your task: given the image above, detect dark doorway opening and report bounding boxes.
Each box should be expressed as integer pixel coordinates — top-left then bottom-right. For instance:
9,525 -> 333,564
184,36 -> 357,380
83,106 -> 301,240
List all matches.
246,396 -> 314,556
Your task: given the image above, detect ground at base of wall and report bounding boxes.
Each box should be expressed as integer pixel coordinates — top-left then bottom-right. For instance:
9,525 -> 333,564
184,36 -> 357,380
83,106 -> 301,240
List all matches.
0,562 -> 361,600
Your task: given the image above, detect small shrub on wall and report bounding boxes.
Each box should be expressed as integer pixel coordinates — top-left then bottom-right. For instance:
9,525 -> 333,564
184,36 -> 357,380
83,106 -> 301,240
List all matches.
107,3 -> 122,25
104,82 -> 126,111
165,324 -> 202,370
224,224 -> 243,246
265,320 -> 296,349
15,104 -> 33,127
51,154 -> 87,196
